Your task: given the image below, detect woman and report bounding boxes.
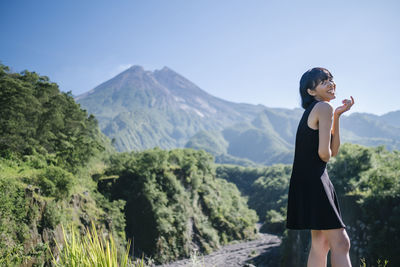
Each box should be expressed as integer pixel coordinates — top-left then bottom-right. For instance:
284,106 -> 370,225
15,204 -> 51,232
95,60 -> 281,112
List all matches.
286,67 -> 355,267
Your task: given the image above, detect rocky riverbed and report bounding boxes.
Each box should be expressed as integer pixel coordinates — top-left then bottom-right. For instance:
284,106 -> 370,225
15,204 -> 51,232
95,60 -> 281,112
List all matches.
158,231 -> 281,267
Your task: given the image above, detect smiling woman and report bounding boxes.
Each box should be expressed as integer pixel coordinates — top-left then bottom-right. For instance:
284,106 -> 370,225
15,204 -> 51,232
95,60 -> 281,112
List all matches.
299,68 -> 335,109
286,67 -> 355,267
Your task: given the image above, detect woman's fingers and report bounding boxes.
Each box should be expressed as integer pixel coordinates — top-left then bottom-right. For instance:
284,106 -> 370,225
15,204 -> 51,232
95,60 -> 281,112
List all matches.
344,97 -> 354,108
347,96 -> 354,110
337,97 -> 355,114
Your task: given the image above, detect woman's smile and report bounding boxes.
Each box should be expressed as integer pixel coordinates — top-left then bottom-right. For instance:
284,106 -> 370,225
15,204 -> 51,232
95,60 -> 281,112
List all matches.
312,79 -> 336,101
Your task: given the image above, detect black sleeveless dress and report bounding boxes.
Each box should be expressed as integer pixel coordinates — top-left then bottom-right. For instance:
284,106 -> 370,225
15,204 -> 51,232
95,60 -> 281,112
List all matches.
286,100 -> 345,230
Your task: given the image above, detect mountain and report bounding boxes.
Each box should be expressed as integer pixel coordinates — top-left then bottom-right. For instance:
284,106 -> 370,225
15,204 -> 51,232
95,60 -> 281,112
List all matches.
340,113 -> 400,150
380,110 -> 400,128
185,107 -> 302,165
77,65 -> 400,166
76,66 -> 265,152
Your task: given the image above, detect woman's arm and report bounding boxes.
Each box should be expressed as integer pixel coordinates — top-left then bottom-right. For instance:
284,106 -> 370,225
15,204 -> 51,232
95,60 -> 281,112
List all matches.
331,96 -> 355,157
330,114 -> 340,156
317,102 -> 334,162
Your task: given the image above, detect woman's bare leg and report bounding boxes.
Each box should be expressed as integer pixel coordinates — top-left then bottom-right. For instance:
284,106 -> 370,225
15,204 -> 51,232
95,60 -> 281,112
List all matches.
322,228 -> 351,267
307,230 -> 330,267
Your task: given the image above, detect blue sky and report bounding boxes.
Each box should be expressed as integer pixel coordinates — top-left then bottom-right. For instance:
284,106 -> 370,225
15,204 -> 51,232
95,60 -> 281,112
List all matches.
1,0 -> 399,115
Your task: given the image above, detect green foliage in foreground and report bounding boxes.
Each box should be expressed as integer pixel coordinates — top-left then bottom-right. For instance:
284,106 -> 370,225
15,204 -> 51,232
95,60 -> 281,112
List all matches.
0,173 -> 37,266
360,258 -> 389,267
0,63 -> 125,265
99,148 -> 258,263
0,156 -> 73,266
52,222 -> 149,267
0,155 -> 128,266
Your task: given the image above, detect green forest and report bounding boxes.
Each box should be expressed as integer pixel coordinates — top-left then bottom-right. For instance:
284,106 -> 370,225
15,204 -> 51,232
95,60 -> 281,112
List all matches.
1,64 -> 399,266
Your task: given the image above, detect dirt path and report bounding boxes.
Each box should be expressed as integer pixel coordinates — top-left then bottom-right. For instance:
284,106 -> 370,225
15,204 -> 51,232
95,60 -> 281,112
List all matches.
158,230 -> 281,267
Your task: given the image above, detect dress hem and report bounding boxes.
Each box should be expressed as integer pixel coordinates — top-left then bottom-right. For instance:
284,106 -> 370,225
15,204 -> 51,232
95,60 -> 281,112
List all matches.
286,224 -> 346,230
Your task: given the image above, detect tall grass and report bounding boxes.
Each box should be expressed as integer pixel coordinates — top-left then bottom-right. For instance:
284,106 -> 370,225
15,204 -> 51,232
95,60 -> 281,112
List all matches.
189,249 -> 206,267
360,258 -> 389,267
52,221 -> 147,267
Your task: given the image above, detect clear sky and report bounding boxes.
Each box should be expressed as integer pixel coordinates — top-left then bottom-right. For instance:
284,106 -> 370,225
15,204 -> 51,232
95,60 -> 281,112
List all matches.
1,0 -> 399,115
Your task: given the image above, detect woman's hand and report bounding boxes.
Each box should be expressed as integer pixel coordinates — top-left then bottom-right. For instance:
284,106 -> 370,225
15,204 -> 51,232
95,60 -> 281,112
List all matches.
334,96 -> 354,117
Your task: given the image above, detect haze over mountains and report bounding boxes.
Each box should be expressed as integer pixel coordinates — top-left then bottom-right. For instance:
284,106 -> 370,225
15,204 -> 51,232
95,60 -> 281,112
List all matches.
76,65 -> 400,165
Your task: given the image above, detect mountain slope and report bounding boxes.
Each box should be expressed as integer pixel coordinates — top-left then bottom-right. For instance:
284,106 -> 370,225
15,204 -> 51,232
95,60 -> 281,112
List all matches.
186,108 -> 301,165
380,110 -> 400,128
341,112 -> 400,150
76,66 -> 265,151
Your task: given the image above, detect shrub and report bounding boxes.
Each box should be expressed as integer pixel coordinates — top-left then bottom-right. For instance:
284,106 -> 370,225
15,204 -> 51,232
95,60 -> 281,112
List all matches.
37,166 -> 74,199
100,148 -> 258,263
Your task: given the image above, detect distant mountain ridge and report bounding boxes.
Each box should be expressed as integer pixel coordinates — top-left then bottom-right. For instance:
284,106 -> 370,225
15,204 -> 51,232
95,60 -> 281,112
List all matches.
76,65 -> 400,165
76,65 -> 265,153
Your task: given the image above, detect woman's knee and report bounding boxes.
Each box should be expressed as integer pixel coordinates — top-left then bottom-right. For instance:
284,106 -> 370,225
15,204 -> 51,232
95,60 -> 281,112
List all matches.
331,232 -> 351,253
311,230 -> 330,251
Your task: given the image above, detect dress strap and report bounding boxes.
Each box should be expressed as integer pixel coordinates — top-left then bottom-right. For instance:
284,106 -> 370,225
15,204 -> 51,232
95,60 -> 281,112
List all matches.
308,99 -> 319,109
301,100 -> 319,126
305,100 -> 319,115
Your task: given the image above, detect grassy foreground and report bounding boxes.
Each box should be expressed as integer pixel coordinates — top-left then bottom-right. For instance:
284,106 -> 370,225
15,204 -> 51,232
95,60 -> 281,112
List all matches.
52,221 -> 149,267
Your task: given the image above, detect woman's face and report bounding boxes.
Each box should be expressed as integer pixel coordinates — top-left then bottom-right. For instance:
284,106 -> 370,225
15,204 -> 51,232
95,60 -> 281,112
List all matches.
307,78 -> 336,102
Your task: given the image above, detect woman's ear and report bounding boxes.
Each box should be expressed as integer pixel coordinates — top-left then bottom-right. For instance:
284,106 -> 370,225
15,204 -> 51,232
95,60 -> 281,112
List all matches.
307,88 -> 315,96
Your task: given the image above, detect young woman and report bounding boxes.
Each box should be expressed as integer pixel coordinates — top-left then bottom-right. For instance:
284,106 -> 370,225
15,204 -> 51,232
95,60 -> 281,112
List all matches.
286,67 -> 355,267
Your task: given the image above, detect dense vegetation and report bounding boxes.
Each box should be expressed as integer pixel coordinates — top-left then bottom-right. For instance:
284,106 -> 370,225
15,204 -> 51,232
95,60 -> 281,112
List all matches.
98,148 -> 258,263
216,164 -> 291,234
0,64 -> 125,265
0,65 -> 110,171
0,64 -> 259,265
218,144 -> 400,266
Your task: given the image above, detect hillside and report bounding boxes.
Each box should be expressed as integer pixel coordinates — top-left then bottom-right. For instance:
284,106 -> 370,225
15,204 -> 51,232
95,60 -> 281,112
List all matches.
0,64 -> 125,265
98,148 -> 258,263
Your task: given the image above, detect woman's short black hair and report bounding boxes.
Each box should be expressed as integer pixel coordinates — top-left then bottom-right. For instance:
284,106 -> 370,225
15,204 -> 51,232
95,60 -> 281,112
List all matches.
299,67 -> 333,109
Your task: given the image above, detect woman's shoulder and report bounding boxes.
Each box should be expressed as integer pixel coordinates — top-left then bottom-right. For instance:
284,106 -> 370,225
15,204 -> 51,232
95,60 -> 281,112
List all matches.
314,101 -> 333,115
